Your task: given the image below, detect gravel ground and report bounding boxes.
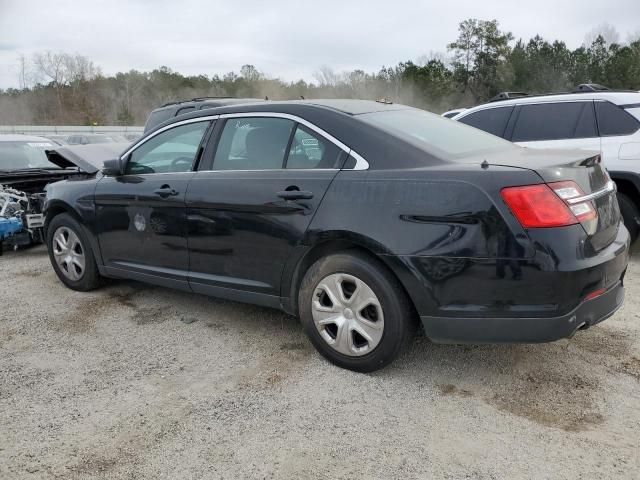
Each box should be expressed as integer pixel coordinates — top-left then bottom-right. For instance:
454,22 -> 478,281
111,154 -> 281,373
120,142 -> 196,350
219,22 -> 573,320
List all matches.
1,245 -> 639,479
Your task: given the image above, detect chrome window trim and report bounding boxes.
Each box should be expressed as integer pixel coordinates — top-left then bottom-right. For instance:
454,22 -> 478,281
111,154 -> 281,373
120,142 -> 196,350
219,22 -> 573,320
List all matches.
218,112 -> 369,170
120,112 -> 370,172
566,180 -> 616,205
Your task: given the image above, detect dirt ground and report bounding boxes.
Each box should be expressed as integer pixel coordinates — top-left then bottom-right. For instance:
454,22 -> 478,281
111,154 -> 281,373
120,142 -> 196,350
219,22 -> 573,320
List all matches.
1,245 -> 639,479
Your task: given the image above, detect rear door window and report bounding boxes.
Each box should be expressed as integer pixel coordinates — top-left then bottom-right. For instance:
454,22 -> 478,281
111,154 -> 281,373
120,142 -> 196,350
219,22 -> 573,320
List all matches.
285,125 -> 343,169
457,106 -> 513,138
595,102 -> 640,136
212,117 -> 295,170
511,102 -> 597,142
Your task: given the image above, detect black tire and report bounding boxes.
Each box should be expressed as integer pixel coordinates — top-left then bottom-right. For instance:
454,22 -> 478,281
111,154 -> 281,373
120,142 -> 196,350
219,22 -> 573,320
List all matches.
298,251 -> 415,372
617,192 -> 639,244
46,213 -> 102,291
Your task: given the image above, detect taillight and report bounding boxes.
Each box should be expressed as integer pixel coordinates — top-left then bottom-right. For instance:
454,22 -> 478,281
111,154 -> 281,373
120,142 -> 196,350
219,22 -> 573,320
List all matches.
501,180 -> 597,229
548,181 -> 597,223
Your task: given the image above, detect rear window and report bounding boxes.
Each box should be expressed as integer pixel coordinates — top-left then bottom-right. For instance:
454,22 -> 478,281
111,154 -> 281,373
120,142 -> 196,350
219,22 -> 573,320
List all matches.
144,109 -> 176,132
595,101 -> 640,136
511,102 -> 597,142
360,109 -> 513,159
458,106 -> 513,138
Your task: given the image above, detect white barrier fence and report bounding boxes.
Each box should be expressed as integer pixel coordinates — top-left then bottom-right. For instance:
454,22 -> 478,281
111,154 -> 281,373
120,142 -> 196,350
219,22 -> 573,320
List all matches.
0,125 -> 144,135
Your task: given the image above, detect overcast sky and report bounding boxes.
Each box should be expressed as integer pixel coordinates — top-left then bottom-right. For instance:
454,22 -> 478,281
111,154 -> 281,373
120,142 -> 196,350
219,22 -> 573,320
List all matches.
1,0 -> 639,89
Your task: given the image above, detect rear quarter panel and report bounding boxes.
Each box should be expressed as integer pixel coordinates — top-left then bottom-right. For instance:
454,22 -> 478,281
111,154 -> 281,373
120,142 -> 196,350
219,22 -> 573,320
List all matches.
305,167 -> 626,319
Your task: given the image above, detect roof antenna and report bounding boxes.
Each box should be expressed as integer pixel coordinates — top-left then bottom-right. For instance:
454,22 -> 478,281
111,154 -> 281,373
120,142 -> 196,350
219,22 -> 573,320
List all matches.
300,95 -> 305,100
264,96 -> 269,101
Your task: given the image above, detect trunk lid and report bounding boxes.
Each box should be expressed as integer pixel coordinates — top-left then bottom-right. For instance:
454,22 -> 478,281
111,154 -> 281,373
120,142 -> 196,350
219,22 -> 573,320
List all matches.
458,147 -> 620,251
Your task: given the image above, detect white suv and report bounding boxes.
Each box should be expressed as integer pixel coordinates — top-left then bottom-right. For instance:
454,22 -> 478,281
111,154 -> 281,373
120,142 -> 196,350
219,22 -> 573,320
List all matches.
453,89 -> 640,241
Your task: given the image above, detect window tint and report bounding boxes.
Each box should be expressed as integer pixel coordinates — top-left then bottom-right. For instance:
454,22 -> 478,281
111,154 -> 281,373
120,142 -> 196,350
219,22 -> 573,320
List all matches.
511,102 -> 597,142
285,125 -> 342,169
125,121 -> 209,175
458,106 -> 512,138
595,102 -> 640,136
213,117 -> 294,170
360,109 -> 513,160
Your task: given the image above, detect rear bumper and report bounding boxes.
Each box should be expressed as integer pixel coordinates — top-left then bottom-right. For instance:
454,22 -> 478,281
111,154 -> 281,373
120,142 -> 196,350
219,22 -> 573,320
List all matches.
421,280 -> 625,343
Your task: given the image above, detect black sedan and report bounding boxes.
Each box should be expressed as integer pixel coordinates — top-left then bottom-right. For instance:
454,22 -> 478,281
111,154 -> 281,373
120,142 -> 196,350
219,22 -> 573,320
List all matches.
43,100 -> 629,372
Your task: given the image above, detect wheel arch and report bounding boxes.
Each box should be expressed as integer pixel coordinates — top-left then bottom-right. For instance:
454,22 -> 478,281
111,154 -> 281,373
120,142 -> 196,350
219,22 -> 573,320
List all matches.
282,233 -> 421,326
44,200 -> 104,266
609,171 -> 640,208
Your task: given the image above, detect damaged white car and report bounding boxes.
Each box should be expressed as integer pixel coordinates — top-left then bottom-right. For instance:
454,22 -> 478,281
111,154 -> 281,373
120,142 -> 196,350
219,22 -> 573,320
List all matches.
0,134 -> 125,254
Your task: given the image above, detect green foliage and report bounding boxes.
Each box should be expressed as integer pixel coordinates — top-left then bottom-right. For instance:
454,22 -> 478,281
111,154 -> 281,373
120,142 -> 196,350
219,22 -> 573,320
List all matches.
1,19 -> 639,125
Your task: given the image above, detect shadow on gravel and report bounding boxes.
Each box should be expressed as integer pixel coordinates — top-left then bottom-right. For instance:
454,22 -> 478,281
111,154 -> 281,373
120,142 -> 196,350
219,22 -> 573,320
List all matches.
382,320 -> 638,432
37,267 -> 640,434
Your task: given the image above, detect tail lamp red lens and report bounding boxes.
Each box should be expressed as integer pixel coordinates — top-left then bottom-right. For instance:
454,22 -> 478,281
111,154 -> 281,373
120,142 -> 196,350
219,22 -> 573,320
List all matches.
501,181 -> 597,228
584,287 -> 606,301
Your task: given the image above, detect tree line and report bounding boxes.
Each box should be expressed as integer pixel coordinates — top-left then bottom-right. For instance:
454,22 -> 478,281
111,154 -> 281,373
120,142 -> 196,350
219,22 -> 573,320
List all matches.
1,19 -> 639,126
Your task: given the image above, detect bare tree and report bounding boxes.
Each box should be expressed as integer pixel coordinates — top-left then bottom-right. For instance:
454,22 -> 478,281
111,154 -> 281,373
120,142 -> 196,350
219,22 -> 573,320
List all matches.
584,23 -> 620,47
32,51 -> 69,115
313,66 -> 341,87
17,54 -> 32,90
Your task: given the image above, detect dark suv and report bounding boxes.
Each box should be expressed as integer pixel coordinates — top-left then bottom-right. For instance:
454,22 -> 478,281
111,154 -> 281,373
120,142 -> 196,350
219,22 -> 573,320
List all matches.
143,97 -> 265,133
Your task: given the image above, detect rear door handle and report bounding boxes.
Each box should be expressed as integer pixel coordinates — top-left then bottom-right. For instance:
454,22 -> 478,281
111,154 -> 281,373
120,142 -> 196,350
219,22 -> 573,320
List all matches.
154,186 -> 179,198
277,190 -> 314,200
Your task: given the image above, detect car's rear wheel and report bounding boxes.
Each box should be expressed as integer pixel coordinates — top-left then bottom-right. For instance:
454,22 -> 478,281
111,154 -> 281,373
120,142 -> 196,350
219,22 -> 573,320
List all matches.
47,213 -> 102,291
298,251 -> 414,372
617,192 -> 639,244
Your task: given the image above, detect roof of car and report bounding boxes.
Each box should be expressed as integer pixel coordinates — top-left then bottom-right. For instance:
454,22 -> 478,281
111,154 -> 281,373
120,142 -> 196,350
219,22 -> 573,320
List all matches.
0,134 -> 56,143
154,97 -> 265,111
285,99 -> 408,115
456,91 -> 640,117
168,99 -> 409,119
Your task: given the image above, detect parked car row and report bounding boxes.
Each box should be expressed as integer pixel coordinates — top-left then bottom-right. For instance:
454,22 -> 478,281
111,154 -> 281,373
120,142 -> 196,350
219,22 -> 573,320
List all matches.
39,97 -> 629,372
0,88 -> 632,370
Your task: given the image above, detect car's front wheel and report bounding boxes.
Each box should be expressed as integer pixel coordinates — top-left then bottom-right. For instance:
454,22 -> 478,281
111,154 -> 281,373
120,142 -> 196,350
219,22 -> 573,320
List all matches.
47,213 -> 102,291
298,251 -> 414,372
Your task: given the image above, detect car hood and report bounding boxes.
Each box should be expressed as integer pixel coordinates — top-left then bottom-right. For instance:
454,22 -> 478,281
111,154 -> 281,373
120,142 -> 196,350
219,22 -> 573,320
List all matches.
45,143 -> 129,173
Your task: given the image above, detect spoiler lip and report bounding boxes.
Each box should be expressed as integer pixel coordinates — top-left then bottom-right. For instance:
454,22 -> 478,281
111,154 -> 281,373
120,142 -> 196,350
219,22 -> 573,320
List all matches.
45,143 -> 130,174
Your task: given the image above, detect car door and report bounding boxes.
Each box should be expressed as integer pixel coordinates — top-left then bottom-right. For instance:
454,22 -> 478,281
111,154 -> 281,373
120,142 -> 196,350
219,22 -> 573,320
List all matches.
507,101 -> 601,154
95,119 -> 212,289
186,114 -> 346,306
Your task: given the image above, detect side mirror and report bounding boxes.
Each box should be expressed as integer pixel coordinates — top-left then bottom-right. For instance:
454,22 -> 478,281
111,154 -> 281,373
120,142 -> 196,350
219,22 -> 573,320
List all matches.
102,158 -> 123,176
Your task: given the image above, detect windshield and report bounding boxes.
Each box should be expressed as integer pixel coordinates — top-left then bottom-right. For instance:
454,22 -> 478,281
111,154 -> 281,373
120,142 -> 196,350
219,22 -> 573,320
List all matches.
359,108 -> 515,160
0,141 -> 60,170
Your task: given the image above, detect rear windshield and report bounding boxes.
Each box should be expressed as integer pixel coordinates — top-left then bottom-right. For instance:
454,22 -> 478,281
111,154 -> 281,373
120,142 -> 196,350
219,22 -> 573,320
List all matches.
144,109 -> 175,132
360,108 -> 514,160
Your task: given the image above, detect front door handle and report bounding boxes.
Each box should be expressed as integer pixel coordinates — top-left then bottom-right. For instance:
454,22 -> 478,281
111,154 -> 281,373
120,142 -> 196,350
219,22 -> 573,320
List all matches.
276,190 -> 314,200
154,185 -> 179,198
